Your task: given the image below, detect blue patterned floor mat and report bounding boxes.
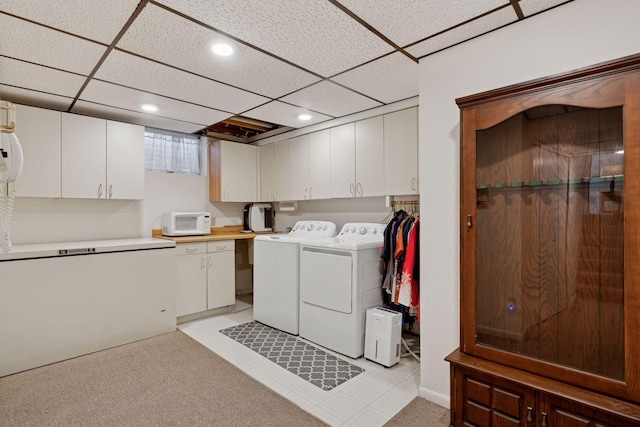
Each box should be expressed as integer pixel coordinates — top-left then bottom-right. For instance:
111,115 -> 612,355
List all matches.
219,321 -> 364,391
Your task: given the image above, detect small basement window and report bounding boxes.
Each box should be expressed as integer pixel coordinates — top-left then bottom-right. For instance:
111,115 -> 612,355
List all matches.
144,128 -> 201,175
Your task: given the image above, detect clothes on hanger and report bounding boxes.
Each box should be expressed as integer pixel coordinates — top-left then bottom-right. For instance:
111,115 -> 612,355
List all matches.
381,208 -> 420,318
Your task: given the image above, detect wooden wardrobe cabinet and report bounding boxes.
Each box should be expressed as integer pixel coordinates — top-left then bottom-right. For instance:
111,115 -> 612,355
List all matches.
448,54 -> 640,425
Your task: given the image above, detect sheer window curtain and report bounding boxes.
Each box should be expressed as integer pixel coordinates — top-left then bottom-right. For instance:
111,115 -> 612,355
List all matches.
144,129 -> 201,175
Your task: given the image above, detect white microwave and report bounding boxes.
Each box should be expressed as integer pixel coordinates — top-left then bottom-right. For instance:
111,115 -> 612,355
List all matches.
161,212 -> 211,236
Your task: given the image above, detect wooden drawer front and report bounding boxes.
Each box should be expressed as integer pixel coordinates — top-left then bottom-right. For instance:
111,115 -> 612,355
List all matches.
207,240 -> 235,253
553,409 -> 592,427
464,399 -> 491,426
461,370 -> 530,426
548,396 -> 640,427
465,376 -> 491,406
464,376 -> 491,426
176,242 -> 207,255
493,387 -> 522,419
492,411 -> 523,426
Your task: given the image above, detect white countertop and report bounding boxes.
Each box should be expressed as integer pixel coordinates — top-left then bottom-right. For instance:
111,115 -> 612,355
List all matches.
0,238 -> 176,262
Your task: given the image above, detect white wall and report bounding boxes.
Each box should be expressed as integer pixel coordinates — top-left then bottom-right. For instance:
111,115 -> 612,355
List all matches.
418,0 -> 640,407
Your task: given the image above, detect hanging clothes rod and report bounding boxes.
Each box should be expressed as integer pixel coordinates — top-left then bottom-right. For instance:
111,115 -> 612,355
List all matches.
391,200 -> 420,206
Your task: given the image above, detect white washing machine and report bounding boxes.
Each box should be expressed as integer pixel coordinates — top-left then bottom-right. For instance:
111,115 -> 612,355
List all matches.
253,221 -> 336,335
299,222 -> 385,358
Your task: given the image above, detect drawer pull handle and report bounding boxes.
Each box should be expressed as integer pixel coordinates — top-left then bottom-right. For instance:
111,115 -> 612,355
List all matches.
185,247 -> 198,253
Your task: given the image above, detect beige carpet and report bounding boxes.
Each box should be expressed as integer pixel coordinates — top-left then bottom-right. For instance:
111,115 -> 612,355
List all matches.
383,396 -> 450,426
0,330 -> 327,426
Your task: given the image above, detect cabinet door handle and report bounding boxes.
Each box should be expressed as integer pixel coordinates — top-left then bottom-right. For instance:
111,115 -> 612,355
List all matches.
308,185 -> 312,199
541,412 -> 548,427
98,184 -> 103,198
201,256 -> 206,269
303,185 -> 308,199
356,182 -> 363,197
350,182 -> 355,196
411,177 -> 417,191
208,255 -> 213,267
270,189 -> 274,200
526,407 -> 533,426
108,184 -> 113,199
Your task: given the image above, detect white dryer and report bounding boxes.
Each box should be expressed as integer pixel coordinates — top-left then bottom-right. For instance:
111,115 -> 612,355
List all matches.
253,221 -> 336,335
299,223 -> 385,358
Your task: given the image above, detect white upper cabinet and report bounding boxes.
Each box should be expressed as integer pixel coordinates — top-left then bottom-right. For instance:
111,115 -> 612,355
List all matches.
259,143 -> 275,202
258,140 -> 289,202
384,107 -> 418,195
257,107 -> 418,202
330,123 -> 356,198
273,140 -> 290,201
61,114 -> 107,199
106,121 -> 145,200
330,119 -> 384,198
61,113 -> 145,200
307,129 -> 331,200
14,105 -> 62,198
355,116 -> 384,197
288,135 -> 308,201
209,140 -> 257,202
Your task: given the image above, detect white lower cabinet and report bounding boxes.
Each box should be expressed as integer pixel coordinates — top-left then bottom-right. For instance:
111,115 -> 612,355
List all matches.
207,241 -> 236,309
0,242 -> 176,377
175,242 -> 208,316
175,240 -> 235,317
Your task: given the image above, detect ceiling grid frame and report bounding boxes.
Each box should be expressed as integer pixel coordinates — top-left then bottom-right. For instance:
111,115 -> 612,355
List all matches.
0,0 -> 574,140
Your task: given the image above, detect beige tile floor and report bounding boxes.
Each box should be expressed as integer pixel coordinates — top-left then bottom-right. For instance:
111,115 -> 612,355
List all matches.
179,303 -> 421,427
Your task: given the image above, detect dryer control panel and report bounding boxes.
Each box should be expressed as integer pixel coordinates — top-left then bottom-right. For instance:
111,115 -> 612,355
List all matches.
338,223 -> 385,240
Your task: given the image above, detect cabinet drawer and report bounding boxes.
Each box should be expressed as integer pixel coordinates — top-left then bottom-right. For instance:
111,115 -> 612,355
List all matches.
208,240 -> 235,253
176,242 -> 207,255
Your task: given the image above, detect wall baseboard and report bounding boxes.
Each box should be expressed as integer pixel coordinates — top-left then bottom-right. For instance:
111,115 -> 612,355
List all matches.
418,386 -> 450,409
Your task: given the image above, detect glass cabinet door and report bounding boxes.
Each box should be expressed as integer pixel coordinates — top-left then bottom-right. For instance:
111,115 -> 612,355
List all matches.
474,105 -> 624,380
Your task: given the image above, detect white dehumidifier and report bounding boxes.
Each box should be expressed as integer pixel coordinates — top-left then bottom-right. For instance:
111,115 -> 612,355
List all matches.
364,307 -> 402,367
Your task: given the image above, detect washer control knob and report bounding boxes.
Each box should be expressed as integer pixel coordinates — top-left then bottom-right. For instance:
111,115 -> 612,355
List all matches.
307,224 -> 314,231
359,227 -> 367,235
371,228 -> 378,235
350,226 -> 356,233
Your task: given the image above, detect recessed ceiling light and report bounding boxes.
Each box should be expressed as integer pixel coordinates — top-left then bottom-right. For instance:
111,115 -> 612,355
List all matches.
297,113 -> 312,121
141,104 -> 158,112
210,42 -> 234,56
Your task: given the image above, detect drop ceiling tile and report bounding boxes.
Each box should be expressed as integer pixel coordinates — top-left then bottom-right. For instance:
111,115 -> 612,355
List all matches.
243,101 -> 332,129
72,101 -> 206,134
156,0 -> 394,77
339,0 -> 507,47
519,0 -> 572,16
0,13 -> 106,75
331,53 -> 419,104
0,0 -> 140,44
280,81 -> 382,117
95,50 -> 269,114
0,86 -> 74,111
406,6 -> 518,58
80,80 -> 231,126
0,57 -> 86,98
116,4 -> 320,99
